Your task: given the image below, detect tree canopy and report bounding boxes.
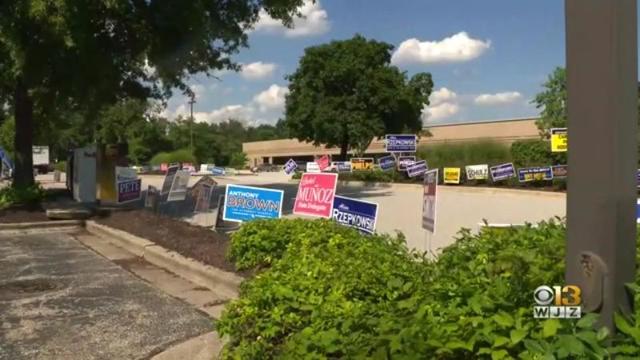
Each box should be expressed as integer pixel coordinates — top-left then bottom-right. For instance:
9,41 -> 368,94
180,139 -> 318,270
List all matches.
533,67 -> 567,136
284,34 -> 433,159
0,0 -> 304,187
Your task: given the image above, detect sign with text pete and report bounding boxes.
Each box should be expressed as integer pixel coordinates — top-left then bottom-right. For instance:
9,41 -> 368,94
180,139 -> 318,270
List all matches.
293,173 -> 338,218
332,195 -> 378,234
223,184 -> 284,222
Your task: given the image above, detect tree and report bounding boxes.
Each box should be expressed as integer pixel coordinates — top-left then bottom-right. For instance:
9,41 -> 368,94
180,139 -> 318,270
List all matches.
0,0 -> 305,188
533,67 -> 567,137
284,35 -> 433,160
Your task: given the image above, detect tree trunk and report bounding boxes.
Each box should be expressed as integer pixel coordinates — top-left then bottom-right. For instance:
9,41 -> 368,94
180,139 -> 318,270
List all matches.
13,78 -> 35,188
338,124 -> 349,161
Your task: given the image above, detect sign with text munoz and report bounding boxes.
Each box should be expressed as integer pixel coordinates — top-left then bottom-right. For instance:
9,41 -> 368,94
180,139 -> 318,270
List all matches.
378,155 -> 396,171
397,156 -> 416,171
167,170 -> 190,202
422,169 -> 438,233
465,164 -> 489,180
351,158 -> 374,171
223,184 -> 284,222
490,163 -> 516,182
331,195 -> 378,234
293,173 -> 338,218
333,161 -> 352,173
385,134 -> 417,152
284,159 -> 298,175
518,167 -> 553,182
160,165 -> 179,195
406,160 -> 428,178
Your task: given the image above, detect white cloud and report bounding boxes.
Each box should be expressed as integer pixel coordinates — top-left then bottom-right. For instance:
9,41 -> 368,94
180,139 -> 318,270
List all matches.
253,84 -> 290,112
241,62 -> 277,80
474,91 -> 523,106
429,87 -> 457,106
253,0 -> 330,38
169,104 -> 254,124
422,87 -> 460,122
392,32 -> 491,65
189,84 -> 206,99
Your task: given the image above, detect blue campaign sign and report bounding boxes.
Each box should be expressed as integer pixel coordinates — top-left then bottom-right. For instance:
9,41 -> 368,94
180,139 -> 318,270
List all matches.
490,163 -> 516,181
211,166 -> 226,176
223,184 -> 284,222
385,134 -> 417,152
407,160 -> 428,178
333,161 -> 352,172
332,195 -> 378,234
378,155 -> 396,171
284,159 -> 298,175
518,166 -> 553,182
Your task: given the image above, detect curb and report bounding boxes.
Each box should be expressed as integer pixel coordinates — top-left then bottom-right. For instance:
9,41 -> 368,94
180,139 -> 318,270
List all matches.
85,221 -> 242,299
0,220 -> 83,234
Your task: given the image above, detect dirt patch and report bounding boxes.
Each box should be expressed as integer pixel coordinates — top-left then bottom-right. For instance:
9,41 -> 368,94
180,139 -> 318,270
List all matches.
95,209 -> 242,274
0,278 -> 63,300
0,207 -> 49,223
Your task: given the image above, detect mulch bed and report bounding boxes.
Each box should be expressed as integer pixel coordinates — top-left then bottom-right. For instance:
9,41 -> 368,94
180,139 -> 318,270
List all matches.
0,206 -> 49,223
95,209 -> 243,274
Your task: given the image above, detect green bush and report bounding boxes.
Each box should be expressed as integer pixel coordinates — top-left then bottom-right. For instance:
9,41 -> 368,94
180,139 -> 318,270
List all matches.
291,171 -> 302,180
0,184 -> 46,209
417,140 -> 512,170
54,161 -> 66,172
149,148 -> 196,165
218,218 -> 633,359
511,139 -> 566,168
338,169 -> 399,183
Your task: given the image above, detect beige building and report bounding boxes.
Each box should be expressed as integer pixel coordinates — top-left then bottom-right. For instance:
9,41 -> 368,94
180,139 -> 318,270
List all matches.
243,117 -> 540,166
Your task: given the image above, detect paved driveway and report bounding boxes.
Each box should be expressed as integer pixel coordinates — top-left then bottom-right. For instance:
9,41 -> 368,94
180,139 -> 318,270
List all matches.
0,231 -> 212,360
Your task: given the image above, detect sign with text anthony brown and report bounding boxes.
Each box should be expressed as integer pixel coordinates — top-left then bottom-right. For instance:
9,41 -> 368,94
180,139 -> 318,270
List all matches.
293,173 -> 338,218
332,195 -> 378,234
422,169 -> 438,233
223,184 -> 284,222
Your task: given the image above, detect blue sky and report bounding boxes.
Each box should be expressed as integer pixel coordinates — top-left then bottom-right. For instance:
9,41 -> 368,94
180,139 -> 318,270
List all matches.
163,0 -> 567,126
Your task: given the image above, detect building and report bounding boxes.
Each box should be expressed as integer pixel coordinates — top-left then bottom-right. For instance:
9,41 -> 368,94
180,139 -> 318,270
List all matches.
242,117 -> 540,166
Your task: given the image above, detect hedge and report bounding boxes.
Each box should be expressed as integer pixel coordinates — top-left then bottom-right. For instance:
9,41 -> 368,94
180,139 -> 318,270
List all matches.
218,218 -> 640,359
149,148 -> 196,165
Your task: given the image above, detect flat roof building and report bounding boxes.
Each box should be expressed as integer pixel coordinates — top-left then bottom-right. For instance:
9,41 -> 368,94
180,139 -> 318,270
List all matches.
243,117 -> 540,166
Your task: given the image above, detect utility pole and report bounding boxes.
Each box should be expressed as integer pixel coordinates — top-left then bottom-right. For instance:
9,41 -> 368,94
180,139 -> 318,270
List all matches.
565,0 -> 637,330
188,95 -> 196,151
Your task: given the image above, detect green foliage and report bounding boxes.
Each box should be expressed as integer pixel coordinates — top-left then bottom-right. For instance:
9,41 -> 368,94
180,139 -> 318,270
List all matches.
149,149 -> 196,165
417,140 -> 512,170
0,117 -> 15,158
533,67 -> 567,136
285,35 -> 432,159
218,219 -> 624,359
53,161 -> 66,172
0,184 -> 45,209
511,139 -> 566,167
338,169 -> 399,183
229,152 -> 248,169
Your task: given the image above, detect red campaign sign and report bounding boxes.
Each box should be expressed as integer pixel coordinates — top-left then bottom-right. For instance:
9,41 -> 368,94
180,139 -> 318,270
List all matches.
293,173 -> 338,218
317,155 -> 330,171
160,163 -> 168,172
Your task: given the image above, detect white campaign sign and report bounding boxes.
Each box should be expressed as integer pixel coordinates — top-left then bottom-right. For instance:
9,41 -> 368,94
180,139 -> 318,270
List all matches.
306,162 -> 321,173
465,164 -> 489,180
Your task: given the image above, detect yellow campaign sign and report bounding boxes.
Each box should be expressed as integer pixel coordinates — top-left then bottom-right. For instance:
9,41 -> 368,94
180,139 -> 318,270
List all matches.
351,158 -> 374,171
551,128 -> 567,152
443,167 -> 461,184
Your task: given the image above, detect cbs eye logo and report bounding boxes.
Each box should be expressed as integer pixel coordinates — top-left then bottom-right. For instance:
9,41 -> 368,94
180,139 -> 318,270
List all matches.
534,285 -> 581,306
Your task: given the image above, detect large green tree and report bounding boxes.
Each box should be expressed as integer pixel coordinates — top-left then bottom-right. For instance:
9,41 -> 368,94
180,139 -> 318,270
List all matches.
0,0 -> 304,188
533,67 -> 567,137
284,35 -> 433,160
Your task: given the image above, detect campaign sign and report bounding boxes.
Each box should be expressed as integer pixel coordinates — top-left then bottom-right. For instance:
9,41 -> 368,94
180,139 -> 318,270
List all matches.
332,195 -> 378,234
443,168 -> 461,184
398,156 -> 416,171
160,163 -> 168,172
378,155 -> 396,171
211,166 -> 226,176
333,161 -> 352,173
117,179 -> 141,204
145,185 -> 159,209
385,134 -> 417,152
293,173 -> 338,218
306,162 -> 321,173
116,166 -> 137,182
552,165 -> 568,178
407,160 -> 428,178
351,158 -> 374,171
518,167 -> 553,182
223,184 -> 284,222
317,155 -> 330,171
465,164 -> 489,180
160,165 -> 179,195
490,163 -> 516,182
422,169 -> 438,233
284,159 -> 298,175
167,170 -> 190,202
551,128 -> 568,152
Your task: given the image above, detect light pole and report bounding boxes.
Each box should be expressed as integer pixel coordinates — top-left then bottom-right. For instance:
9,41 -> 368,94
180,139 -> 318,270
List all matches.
188,95 -> 196,151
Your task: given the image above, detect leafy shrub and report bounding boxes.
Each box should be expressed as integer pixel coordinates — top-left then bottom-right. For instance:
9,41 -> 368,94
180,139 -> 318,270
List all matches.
54,161 -> 66,172
338,169 -> 399,183
291,171 -> 302,180
149,148 -> 196,165
219,218 -> 622,359
229,152 -> 248,169
0,184 -> 46,209
417,140 -> 512,170
510,139 -> 566,168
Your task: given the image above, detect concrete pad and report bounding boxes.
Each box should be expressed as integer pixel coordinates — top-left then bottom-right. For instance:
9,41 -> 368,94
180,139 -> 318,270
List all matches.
152,331 -> 224,360
0,232 -> 213,360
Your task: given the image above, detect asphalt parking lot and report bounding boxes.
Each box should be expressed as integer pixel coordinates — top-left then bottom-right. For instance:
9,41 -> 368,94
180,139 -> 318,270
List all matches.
0,231 -> 212,360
